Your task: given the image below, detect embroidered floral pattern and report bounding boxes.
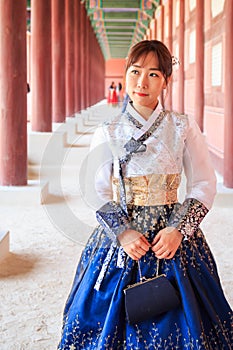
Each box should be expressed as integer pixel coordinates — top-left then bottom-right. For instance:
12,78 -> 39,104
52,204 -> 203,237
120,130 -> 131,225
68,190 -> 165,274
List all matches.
58,313 -> 233,349
168,198 -> 209,239
58,204 -> 233,350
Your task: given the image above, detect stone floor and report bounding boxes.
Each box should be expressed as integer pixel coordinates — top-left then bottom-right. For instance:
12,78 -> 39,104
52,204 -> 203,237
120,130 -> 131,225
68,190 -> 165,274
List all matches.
0,101 -> 232,350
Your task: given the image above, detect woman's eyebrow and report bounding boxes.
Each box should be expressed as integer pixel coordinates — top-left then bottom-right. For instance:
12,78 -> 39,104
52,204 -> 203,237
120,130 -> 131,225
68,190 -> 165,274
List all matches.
132,64 -> 160,71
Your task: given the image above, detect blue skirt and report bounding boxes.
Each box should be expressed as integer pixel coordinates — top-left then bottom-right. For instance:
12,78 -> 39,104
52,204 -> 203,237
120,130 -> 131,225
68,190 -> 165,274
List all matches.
58,205 -> 233,349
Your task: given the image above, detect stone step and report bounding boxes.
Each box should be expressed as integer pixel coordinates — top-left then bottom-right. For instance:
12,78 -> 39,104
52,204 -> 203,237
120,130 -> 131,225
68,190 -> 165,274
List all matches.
0,230 -> 10,262
0,180 -> 49,205
214,182 -> 233,207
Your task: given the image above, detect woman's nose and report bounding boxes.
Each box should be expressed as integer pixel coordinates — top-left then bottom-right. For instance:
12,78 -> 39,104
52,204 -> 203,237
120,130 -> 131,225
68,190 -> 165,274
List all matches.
137,74 -> 148,88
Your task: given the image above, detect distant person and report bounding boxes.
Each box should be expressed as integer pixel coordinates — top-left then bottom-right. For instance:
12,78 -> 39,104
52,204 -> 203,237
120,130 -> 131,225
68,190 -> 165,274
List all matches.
107,81 -> 118,104
116,81 -> 123,103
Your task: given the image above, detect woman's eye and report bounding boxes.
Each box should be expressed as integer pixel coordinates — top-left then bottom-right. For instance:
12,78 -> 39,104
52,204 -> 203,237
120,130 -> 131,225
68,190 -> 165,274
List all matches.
131,70 -> 139,75
150,72 -> 159,77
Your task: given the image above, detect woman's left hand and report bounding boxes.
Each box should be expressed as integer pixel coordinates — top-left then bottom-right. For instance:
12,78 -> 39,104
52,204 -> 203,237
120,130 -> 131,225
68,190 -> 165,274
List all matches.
151,227 -> 183,259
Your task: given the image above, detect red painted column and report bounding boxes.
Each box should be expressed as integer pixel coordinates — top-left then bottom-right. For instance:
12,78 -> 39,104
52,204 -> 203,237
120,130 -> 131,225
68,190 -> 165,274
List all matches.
160,5 -> 165,107
74,0 -> 81,113
195,0 -> 204,131
178,0 -> 185,113
52,0 -> 66,122
91,27 -> 103,105
224,0 -> 233,188
154,14 -> 158,40
80,2 -> 87,110
99,48 -> 105,101
150,19 -> 156,40
65,0 -> 75,117
0,0 -> 27,186
31,0 -> 52,131
85,16 -> 90,107
89,28 -> 94,106
161,5 -> 165,42
166,0 -> 173,111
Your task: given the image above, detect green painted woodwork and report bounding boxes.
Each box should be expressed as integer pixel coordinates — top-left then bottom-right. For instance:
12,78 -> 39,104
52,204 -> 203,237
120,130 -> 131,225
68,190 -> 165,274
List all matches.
26,0 -> 159,60
85,0 -> 159,59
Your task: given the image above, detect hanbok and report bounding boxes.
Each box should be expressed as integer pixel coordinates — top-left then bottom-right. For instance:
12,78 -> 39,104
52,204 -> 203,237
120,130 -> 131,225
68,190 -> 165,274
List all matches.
58,102 -> 233,349
107,87 -> 118,104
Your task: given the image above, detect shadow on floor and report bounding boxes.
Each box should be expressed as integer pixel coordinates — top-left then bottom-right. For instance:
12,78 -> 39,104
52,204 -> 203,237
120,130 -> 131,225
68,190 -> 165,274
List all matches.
0,252 -> 38,277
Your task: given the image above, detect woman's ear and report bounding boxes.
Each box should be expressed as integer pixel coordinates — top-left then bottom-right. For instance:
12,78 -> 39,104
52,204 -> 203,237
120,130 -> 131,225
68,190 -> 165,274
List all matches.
163,76 -> 171,89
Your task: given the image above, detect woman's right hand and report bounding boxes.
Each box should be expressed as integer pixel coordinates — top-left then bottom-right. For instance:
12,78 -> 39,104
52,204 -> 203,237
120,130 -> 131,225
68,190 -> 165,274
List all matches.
118,229 -> 151,260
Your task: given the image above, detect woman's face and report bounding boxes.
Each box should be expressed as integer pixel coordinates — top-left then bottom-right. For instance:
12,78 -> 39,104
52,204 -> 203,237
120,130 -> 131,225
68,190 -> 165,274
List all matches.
125,52 -> 166,111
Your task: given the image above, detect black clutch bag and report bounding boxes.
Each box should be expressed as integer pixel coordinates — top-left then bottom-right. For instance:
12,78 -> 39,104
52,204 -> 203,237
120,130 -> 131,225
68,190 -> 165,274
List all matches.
124,260 -> 180,324
96,201 -> 130,239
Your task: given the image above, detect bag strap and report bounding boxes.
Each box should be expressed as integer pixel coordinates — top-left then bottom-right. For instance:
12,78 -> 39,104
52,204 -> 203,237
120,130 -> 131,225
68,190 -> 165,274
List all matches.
137,259 -> 160,282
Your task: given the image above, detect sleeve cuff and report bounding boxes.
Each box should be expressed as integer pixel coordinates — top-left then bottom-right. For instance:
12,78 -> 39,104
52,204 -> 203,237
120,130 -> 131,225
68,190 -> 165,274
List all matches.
96,201 -> 131,242
168,198 -> 209,239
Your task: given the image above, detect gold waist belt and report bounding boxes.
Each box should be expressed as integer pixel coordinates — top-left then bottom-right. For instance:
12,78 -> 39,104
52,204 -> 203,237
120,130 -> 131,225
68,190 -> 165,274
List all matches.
112,173 -> 181,206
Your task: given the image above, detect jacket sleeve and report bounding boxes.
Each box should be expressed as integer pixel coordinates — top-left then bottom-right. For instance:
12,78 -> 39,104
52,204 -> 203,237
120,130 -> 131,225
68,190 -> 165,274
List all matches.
88,125 -> 131,242
168,115 -> 216,239
85,125 -> 113,209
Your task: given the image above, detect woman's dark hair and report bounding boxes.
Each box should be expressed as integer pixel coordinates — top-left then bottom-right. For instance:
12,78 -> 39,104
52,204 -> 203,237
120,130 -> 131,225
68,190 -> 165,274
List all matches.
125,40 -> 172,84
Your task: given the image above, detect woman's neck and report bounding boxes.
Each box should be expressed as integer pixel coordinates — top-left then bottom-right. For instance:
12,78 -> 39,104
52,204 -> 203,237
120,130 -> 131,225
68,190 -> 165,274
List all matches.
132,102 -> 158,121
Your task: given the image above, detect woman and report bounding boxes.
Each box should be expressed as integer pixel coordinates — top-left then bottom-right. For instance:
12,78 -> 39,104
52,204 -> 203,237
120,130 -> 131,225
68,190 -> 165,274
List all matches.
107,81 -> 118,104
58,40 -> 232,349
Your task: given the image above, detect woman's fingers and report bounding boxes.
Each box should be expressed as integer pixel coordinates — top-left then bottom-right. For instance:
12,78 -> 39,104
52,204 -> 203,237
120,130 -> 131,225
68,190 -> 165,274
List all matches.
122,227 -> 182,261
118,229 -> 151,247
151,227 -> 183,260
154,249 -> 174,259
123,236 -> 151,260
151,233 -> 161,245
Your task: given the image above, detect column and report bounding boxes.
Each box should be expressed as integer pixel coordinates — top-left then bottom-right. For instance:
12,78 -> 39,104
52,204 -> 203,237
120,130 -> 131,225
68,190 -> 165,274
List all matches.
224,0 -> 233,188
52,0 -> 66,122
80,2 -> 86,110
147,28 -> 151,39
195,0 -> 204,131
31,0 -> 52,131
89,27 -> 94,106
166,0 -> 173,110
85,16 -> 90,108
154,12 -> 158,40
178,0 -> 185,113
98,47 -> 105,102
156,5 -> 165,106
90,27 -> 104,103
150,19 -> 156,40
65,0 -> 75,117
156,5 -> 164,42
74,0 -> 81,113
0,0 -> 27,185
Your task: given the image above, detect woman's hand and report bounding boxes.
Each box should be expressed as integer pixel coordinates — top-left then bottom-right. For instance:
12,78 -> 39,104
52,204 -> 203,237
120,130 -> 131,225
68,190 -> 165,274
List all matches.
151,227 -> 183,259
118,229 -> 151,260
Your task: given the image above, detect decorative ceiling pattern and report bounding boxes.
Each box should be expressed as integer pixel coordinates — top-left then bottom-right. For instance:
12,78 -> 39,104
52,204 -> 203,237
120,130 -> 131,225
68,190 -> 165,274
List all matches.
85,0 -> 159,59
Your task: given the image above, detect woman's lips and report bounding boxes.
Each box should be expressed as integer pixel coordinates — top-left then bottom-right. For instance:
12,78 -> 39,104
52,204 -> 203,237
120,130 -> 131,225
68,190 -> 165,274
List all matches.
135,92 -> 149,97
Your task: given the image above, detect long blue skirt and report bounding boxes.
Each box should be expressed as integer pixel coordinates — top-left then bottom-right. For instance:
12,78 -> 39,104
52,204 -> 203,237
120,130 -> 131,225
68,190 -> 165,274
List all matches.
58,204 -> 233,349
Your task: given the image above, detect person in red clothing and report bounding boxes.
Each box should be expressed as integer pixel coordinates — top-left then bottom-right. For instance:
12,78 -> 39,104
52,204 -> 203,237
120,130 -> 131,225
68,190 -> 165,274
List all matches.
107,81 -> 118,104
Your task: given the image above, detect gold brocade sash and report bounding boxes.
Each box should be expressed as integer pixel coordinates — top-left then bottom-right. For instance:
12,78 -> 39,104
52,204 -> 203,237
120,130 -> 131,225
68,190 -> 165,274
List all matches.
112,173 -> 181,206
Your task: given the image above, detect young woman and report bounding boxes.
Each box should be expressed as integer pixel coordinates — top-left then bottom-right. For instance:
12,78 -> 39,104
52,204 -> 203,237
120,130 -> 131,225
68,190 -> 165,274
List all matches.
58,40 -> 233,349
107,81 -> 118,104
